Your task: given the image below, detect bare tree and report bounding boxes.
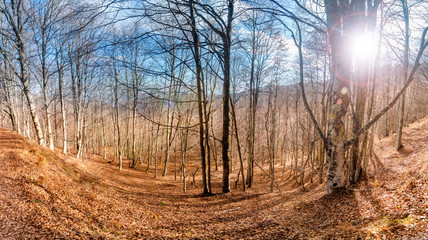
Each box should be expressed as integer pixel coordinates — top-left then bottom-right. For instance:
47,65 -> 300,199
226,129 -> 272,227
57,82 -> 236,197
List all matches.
0,0 -> 45,145
194,0 -> 235,193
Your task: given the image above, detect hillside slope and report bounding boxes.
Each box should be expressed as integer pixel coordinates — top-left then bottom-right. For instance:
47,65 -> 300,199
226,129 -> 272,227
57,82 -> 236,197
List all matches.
0,118 -> 427,239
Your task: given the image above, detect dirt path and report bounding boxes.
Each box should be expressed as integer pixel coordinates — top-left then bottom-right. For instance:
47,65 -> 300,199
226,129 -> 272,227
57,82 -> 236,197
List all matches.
0,118 -> 427,239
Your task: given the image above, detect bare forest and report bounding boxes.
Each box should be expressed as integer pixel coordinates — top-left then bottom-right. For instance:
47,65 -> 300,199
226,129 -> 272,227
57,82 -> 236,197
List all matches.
0,0 -> 427,238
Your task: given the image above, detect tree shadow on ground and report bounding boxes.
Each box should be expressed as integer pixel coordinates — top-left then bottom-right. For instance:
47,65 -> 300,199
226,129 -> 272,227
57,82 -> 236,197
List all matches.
216,188 -> 364,239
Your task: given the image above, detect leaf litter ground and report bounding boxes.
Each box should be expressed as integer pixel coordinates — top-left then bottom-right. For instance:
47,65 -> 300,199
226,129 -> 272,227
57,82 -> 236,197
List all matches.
0,118 -> 427,239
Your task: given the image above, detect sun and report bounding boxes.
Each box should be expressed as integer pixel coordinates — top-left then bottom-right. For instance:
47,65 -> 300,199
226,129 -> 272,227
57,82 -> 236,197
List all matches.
351,33 -> 376,60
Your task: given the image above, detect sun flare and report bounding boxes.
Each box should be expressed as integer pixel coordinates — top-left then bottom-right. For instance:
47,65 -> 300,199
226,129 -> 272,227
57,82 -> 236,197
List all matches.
352,33 -> 376,59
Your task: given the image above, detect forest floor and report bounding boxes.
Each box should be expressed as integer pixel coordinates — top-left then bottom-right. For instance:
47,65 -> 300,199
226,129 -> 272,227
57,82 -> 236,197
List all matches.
0,118 -> 427,239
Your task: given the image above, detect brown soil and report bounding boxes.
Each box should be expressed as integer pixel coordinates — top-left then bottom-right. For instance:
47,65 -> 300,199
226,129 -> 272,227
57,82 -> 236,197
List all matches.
0,118 -> 427,239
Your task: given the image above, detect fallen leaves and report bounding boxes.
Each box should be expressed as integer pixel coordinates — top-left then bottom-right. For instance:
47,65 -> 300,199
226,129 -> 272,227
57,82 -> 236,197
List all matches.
1,118 -> 428,239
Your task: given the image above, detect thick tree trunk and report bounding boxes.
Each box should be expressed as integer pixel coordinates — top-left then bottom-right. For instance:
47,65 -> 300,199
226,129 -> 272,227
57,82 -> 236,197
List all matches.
220,0 -> 234,194
222,41 -> 231,193
324,0 -> 353,194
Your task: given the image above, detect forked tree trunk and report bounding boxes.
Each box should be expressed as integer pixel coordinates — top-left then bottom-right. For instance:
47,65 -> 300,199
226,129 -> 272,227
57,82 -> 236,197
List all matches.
324,0 -> 358,193
194,0 -> 234,193
2,1 -> 44,145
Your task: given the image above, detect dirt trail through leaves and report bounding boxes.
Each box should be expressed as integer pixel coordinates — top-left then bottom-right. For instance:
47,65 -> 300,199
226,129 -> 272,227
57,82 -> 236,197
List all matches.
0,119 -> 427,239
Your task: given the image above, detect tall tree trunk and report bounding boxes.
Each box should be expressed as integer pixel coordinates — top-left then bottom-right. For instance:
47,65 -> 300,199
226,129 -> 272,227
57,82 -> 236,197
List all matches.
2,1 -> 44,145
154,123 -> 160,178
2,62 -> 18,132
230,97 -> 246,191
58,63 -> 67,154
20,51 -> 44,145
222,41 -> 231,193
100,98 -> 106,159
324,0 -> 354,193
189,0 -> 210,194
395,0 -> 409,150
114,69 -> 122,170
220,0 -> 234,193
359,7 -> 384,179
40,28 -> 54,150
246,12 -> 258,188
131,70 -> 138,167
